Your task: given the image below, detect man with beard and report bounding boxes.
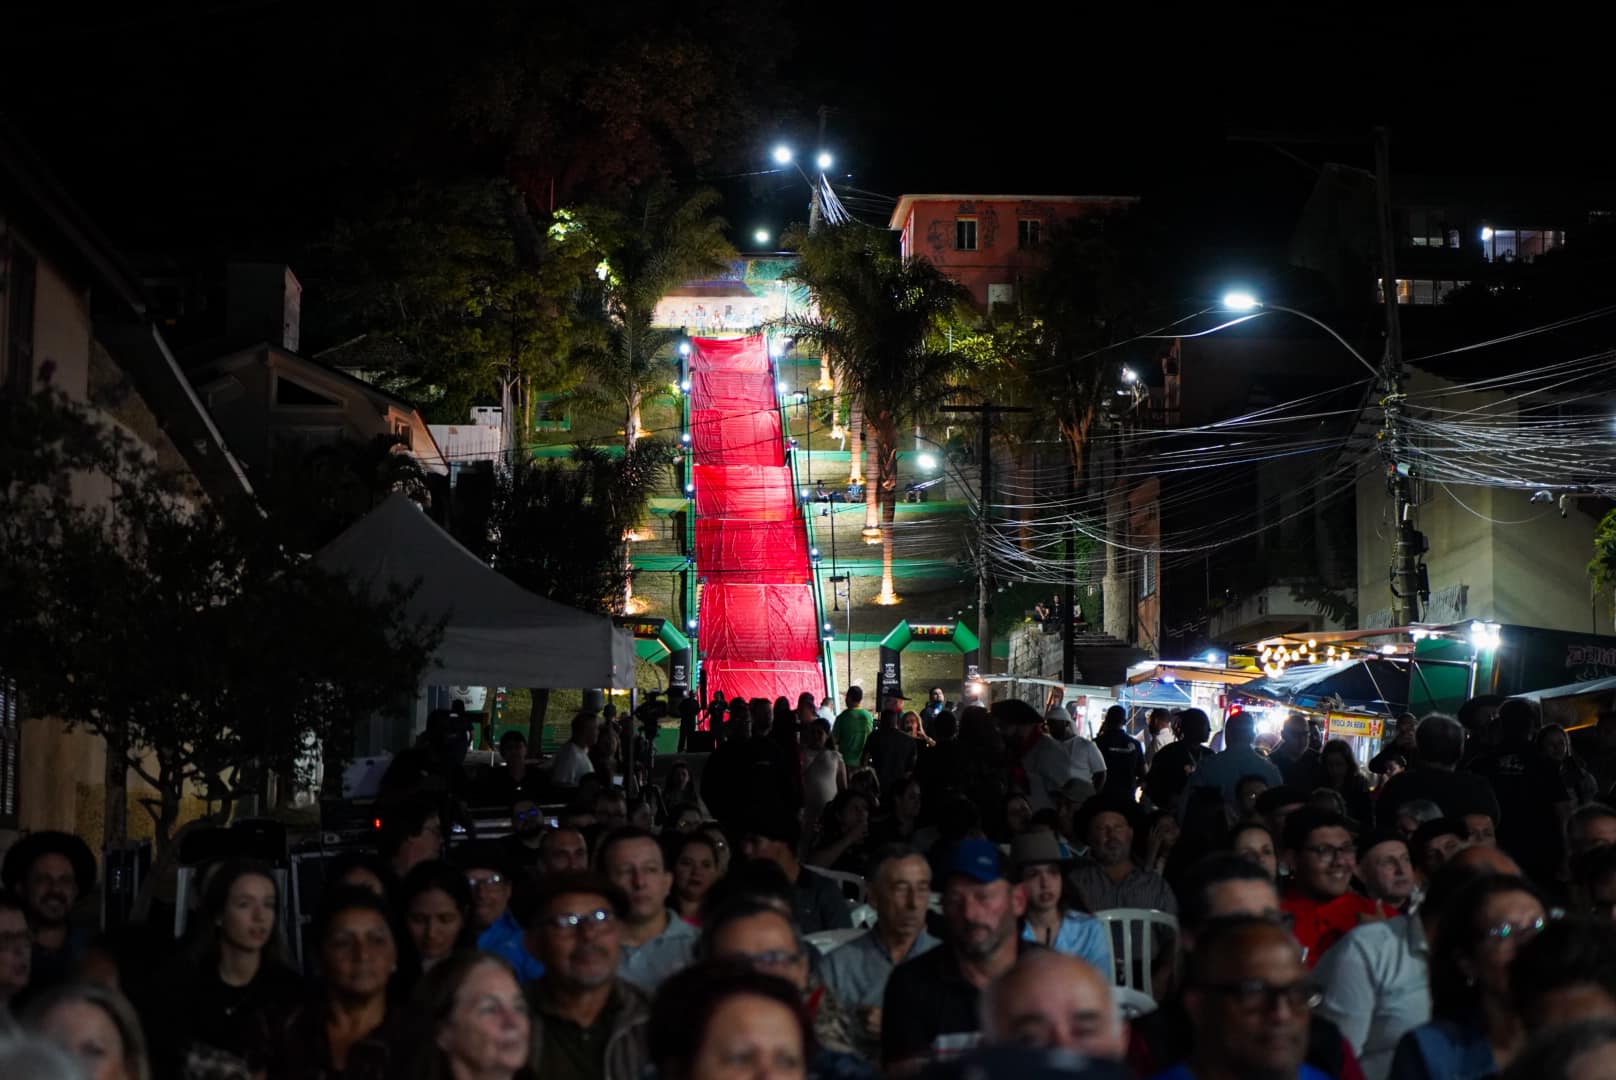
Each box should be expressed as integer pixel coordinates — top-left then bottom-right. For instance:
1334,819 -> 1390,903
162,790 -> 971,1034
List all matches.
881,838 -> 1031,1072
524,873 -> 650,1080
1070,802 -> 1177,913
0,831 -> 95,991
1167,916 -> 1329,1080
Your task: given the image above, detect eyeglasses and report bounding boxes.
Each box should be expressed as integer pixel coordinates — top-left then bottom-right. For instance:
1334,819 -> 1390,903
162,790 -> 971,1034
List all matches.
1197,979 -> 1322,1012
1302,843 -> 1357,864
1484,912 -> 1559,943
539,908 -> 615,932
467,873 -> 508,889
721,949 -> 803,970
514,808 -> 543,822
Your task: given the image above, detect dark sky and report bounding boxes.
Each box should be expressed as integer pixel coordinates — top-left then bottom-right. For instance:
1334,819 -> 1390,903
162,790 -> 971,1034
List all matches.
3,4 -> 1603,300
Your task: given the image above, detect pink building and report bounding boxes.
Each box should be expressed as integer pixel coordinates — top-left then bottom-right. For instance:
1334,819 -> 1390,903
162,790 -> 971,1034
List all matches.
888,194 -> 1134,310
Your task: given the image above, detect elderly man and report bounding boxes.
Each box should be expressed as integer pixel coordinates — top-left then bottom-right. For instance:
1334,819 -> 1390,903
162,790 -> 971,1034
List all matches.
882,838 -> 1030,1071
523,872 -> 649,1080
458,843 -> 545,983
980,948 -> 1127,1060
0,831 -> 95,991
1355,831 -> 1415,912
821,844 -> 940,1060
598,826 -> 697,991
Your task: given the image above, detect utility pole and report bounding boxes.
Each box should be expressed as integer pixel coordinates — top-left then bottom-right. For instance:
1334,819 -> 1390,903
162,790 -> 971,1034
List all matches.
1373,126 -> 1425,625
944,401 -> 1033,676
808,104 -> 828,233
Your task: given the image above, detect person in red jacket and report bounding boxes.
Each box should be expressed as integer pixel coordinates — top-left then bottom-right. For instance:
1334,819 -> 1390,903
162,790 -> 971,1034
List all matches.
1280,809 -> 1395,968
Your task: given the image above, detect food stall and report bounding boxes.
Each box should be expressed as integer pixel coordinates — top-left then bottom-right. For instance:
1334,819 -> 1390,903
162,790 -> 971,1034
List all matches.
1120,660 -> 1264,732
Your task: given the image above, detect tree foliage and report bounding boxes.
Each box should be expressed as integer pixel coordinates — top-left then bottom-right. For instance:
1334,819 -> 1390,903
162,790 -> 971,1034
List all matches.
317,179 -> 603,424
0,390 -> 441,853
259,434 -> 436,555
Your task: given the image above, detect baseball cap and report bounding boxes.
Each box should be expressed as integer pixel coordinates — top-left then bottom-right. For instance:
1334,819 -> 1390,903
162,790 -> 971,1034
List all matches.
946,837 -> 1006,884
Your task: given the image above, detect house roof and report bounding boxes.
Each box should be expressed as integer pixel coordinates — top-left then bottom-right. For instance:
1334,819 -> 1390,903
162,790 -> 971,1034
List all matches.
888,194 -> 1138,231
0,117 -> 255,502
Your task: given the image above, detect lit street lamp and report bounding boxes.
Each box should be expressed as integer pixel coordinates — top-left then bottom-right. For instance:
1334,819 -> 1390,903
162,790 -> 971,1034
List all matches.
1217,291 -> 1379,379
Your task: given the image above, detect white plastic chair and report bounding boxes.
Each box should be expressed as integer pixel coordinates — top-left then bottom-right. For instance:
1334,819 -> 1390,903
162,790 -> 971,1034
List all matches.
1092,908 -> 1179,998
848,902 -> 878,929
1113,985 -> 1159,1020
805,928 -> 866,954
804,865 -> 868,906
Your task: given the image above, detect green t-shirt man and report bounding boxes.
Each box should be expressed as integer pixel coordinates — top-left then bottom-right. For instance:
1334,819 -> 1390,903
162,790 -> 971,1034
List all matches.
832,689 -> 874,767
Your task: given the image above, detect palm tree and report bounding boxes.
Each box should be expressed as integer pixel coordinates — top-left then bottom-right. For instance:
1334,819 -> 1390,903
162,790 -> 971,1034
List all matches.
585,183 -> 734,447
785,223 -> 970,604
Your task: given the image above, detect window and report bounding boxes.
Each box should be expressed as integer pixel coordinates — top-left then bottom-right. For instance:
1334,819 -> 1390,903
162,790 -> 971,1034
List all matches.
987,283 -> 1016,308
1481,226 -> 1563,263
955,218 -> 978,251
1377,278 -> 1470,305
0,674 -> 18,829
1018,219 -> 1041,250
3,241 -> 38,397
1139,551 -> 1157,598
1407,209 -> 1451,248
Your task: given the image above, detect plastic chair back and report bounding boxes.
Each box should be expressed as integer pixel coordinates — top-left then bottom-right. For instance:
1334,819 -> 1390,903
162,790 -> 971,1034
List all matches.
1092,907 -> 1179,997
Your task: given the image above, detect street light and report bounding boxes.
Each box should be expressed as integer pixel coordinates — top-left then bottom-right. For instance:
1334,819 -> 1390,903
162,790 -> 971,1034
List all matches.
772,145 -> 793,165
678,341 -> 691,358
815,151 -> 833,171
1216,291 -> 1379,379
754,229 -> 771,245
917,453 -> 938,471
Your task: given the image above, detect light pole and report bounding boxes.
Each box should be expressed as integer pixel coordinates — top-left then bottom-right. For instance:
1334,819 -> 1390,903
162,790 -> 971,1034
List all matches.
770,144 -> 834,234
1218,291 -> 1424,624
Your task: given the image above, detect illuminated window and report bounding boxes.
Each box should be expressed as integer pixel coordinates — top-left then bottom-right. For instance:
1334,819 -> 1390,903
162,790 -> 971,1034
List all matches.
1377,279 -> 1470,305
1480,227 -> 1563,262
1407,209 -> 1454,248
955,218 -> 978,251
1018,220 -> 1041,250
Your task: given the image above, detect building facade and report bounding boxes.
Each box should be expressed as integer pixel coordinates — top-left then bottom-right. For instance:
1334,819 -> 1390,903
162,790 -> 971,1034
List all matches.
888,194 -> 1133,311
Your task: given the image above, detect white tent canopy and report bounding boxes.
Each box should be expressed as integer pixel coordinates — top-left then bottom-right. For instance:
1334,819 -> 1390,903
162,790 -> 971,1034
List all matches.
317,494 -> 635,689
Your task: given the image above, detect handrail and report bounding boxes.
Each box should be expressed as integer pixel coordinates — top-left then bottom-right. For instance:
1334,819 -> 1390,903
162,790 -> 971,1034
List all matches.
773,342 -> 836,702
680,353 -> 700,691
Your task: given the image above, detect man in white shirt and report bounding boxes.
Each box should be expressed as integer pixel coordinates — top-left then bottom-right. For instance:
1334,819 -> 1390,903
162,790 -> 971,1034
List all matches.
549,711 -> 598,787
1024,710 -> 1107,813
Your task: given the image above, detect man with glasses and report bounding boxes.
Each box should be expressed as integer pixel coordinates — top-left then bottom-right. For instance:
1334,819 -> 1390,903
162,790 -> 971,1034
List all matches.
698,897 -> 864,1064
458,843 -> 545,983
1168,916 -> 1328,1080
1280,809 -> 1392,968
524,872 -> 650,1080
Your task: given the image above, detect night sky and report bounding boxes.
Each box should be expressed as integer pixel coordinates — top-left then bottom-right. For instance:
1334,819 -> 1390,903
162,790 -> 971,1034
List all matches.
3,4 -> 1602,316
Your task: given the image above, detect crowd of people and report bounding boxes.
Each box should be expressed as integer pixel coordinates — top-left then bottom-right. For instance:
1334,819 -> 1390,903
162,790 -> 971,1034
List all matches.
5,686 -> 1616,1080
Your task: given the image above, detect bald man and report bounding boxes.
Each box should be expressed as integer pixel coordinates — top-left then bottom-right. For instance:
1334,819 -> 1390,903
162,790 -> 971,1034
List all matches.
980,948 -> 1127,1061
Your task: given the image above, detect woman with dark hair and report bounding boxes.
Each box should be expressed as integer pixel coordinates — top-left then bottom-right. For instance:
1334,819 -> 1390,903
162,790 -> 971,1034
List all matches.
671,832 -> 723,925
254,886 -> 404,1080
1388,875 -> 1549,1080
809,791 -> 875,874
1318,739 -> 1375,825
662,762 -> 700,818
23,980 -> 153,1080
648,963 -> 810,1080
1228,820 -> 1279,880
872,776 -> 923,845
393,953 -> 531,1080
142,859 -> 303,1078
398,862 -> 477,975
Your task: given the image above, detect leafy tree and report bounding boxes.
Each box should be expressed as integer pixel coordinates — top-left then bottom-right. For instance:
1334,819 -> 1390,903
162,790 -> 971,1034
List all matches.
260,434 -> 435,554
784,222 -> 971,604
464,440 -> 676,741
580,183 -> 735,447
0,390 -> 441,857
316,179 -> 602,429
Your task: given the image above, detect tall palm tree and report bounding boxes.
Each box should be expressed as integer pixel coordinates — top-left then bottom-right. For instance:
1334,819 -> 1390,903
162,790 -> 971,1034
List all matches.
785,223 -> 969,604
586,183 -> 734,447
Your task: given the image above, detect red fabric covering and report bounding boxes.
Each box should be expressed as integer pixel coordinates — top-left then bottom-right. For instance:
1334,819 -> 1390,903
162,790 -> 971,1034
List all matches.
700,659 -> 827,704
691,408 -> 782,466
695,465 -> 801,522
696,520 -> 809,582
700,584 -> 821,662
689,335 -> 825,702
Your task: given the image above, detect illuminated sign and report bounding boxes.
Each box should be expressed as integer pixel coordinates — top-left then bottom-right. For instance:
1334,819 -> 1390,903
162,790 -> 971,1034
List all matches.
1326,713 -> 1383,740
909,623 -> 956,641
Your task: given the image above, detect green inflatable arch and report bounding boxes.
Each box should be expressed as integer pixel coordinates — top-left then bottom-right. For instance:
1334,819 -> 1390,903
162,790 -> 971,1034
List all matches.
876,620 -> 981,702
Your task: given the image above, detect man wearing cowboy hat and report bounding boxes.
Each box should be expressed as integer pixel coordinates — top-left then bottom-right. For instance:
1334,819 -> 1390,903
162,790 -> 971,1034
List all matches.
1010,829 -> 1111,974
1,830 -> 96,990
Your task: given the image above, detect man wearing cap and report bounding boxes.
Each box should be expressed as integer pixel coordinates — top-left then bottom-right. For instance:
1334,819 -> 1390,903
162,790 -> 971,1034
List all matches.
881,837 -> 1032,1072
1021,706 -> 1107,814
1070,802 -> 1177,914
1011,829 -> 1110,973
741,813 -> 852,934
458,842 -> 545,983
820,844 -> 940,1061
1355,831 -> 1415,912
2,831 -> 95,991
